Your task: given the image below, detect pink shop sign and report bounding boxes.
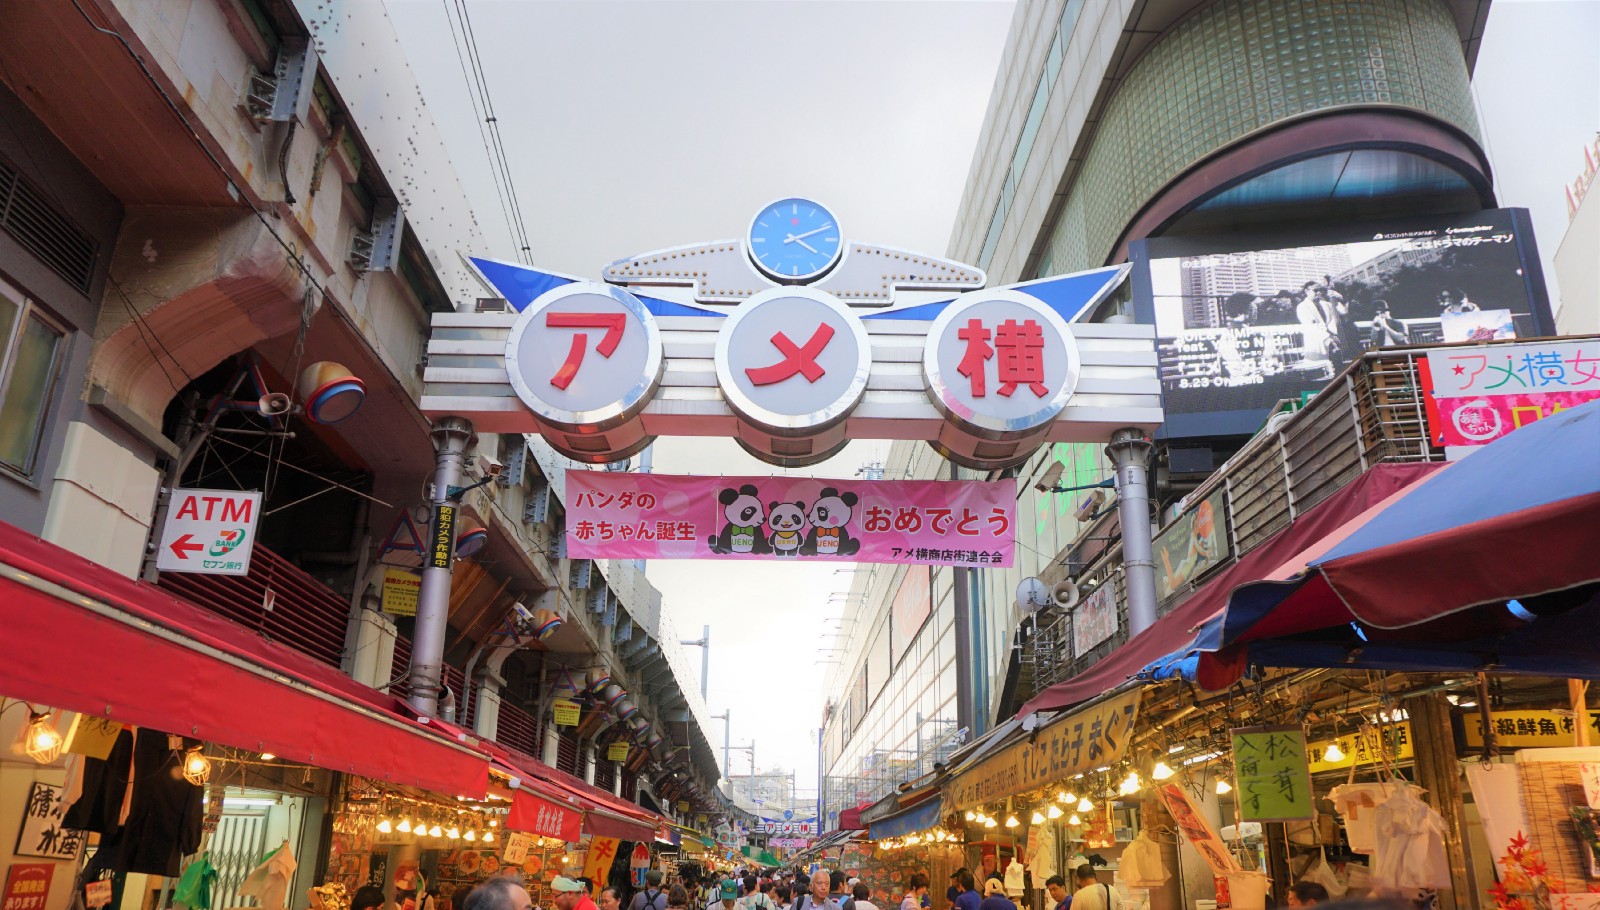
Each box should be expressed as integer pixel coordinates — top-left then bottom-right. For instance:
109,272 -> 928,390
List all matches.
565,471 -> 1016,567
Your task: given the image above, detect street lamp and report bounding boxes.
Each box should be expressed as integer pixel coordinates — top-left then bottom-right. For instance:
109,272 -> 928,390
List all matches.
680,624 -> 711,699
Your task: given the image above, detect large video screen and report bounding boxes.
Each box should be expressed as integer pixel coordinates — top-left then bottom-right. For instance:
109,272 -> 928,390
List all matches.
1130,208 -> 1554,439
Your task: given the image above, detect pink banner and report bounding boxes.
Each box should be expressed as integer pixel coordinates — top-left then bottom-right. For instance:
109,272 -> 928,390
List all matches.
1431,390 -> 1600,447
566,472 -> 1015,567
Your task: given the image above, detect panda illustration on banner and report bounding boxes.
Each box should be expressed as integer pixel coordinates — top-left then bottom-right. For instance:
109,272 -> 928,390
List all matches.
706,485 -> 860,558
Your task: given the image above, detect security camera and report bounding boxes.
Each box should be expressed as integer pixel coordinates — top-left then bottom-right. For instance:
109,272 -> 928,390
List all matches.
476,455 -> 504,478
512,601 -> 534,623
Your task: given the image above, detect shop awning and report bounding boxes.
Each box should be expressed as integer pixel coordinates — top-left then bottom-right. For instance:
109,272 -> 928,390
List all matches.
496,744 -> 665,841
670,823 -> 714,849
1150,399 -> 1600,686
506,785 -> 584,841
867,795 -> 943,840
1017,461 -> 1443,716
0,520 -> 492,797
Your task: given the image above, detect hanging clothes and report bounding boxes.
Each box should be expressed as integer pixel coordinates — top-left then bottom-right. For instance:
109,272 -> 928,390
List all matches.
1003,859 -> 1025,898
1118,832 -> 1169,889
1369,784 -> 1450,892
1027,823 -> 1058,881
63,727 -> 204,875
1327,782 -> 1398,855
62,727 -> 135,834
174,854 -> 219,910
240,840 -> 299,910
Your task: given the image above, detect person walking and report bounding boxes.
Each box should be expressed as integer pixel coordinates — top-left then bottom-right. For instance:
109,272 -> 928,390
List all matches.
742,877 -> 776,910
706,881 -> 740,910
1067,867 -> 1119,910
899,874 -> 929,910
1042,876 -> 1071,910
600,890 -> 624,910
667,886 -> 691,910
631,873 -> 669,910
792,873 -> 841,910
952,871 -> 981,910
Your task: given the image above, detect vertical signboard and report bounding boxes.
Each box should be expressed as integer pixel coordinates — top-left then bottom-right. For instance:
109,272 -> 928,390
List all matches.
156,489 -> 263,575
1230,725 -> 1314,822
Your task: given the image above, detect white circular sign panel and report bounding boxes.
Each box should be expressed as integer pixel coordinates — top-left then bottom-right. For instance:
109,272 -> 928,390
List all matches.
505,282 -> 664,431
714,287 -> 871,434
923,288 -> 1081,437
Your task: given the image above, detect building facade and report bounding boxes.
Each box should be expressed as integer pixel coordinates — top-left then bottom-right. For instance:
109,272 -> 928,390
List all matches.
820,0 -> 1498,830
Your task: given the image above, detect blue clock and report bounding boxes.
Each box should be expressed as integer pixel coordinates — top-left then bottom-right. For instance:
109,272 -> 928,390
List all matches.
747,197 -> 843,282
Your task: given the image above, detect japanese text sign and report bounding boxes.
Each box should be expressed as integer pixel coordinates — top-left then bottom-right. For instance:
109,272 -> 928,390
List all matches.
381,568 -> 421,616
507,791 -> 582,842
1463,710 -> 1600,749
1072,583 -> 1118,657
924,289 -> 1081,438
1231,725 -> 1314,822
15,782 -> 83,860
2,864 -> 55,910
428,505 -> 456,570
582,837 -> 620,896
946,688 -> 1140,810
1155,782 -> 1240,875
715,289 -> 872,436
1423,340 -> 1600,453
502,832 -> 532,865
607,742 -> 630,762
155,488 -> 261,575
566,471 -> 1016,567
551,699 -> 581,727
1306,723 -> 1412,774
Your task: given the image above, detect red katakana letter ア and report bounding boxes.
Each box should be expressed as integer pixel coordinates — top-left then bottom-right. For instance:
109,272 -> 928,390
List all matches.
745,323 -> 836,386
995,319 -> 1048,397
546,312 -> 627,390
957,319 -> 994,397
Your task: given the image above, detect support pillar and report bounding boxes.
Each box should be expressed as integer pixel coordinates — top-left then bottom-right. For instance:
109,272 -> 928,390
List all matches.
1407,691 -> 1471,910
1108,428 -> 1157,635
409,416 -> 476,716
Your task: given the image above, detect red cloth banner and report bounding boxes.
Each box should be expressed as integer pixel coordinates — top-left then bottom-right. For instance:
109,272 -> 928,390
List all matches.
565,472 -> 1015,567
507,790 -> 583,842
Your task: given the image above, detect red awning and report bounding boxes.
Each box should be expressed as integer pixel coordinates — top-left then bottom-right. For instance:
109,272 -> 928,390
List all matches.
507,787 -> 584,841
491,743 -> 664,841
1017,462 -> 1444,716
0,520 -> 491,797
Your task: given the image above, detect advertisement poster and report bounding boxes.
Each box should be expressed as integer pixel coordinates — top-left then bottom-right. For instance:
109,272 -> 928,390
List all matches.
1422,340 -> 1600,455
566,472 -> 1016,567
1071,584 -> 1117,657
1141,209 -> 1547,436
1152,490 -> 1228,601
14,782 -> 82,860
1230,726 -> 1314,822
1155,782 -> 1240,875
2,863 -> 54,910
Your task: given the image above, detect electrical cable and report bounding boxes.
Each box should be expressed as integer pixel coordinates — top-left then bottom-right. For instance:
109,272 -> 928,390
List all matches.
450,0 -> 535,262
440,0 -> 523,263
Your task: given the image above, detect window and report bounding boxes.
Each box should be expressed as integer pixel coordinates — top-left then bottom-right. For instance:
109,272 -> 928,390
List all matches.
0,280 -> 66,476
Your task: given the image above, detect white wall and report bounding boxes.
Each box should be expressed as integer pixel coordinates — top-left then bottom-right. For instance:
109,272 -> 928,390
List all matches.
1554,187 -> 1600,335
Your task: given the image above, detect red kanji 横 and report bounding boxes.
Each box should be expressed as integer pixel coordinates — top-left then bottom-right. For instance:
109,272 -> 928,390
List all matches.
956,319 -> 994,397
995,319 -> 1049,397
745,323 -> 835,386
546,312 -> 626,390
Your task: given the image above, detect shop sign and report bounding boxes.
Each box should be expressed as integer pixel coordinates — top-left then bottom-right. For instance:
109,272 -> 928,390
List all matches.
1071,583 -> 1117,657
1155,782 -> 1239,875
1306,723 -> 1412,773
1463,709 -> 1600,749
14,782 -> 83,860
1421,340 -> 1600,456
1230,726 -> 1314,822
1152,489 -> 1228,601
508,793 -> 582,842
63,715 -> 121,759
428,504 -> 457,570
2,863 -> 54,910
552,699 -> 581,727
155,488 -> 262,575
582,837 -> 620,896
83,881 -> 111,910
502,832 -> 533,865
947,688 -> 1141,811
566,471 -> 1017,567
607,742 -> 629,762
381,568 -> 421,616
676,801 -> 691,813
202,785 -> 225,834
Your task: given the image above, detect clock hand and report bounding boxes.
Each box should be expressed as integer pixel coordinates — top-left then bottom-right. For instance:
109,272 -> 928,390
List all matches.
782,234 -> 820,254
795,237 -> 819,254
791,225 -> 831,241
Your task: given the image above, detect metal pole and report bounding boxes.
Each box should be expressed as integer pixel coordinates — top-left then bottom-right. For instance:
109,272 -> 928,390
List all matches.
409,416 -> 476,716
1108,428 -> 1158,636
681,625 -> 711,700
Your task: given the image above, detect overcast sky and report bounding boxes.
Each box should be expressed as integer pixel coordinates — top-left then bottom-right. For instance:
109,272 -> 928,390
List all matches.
389,0 -> 1599,803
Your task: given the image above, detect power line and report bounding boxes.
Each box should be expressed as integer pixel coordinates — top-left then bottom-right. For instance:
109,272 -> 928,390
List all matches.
441,0 -> 523,263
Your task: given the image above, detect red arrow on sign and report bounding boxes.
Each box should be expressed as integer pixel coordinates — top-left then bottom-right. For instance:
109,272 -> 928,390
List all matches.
169,534 -> 203,560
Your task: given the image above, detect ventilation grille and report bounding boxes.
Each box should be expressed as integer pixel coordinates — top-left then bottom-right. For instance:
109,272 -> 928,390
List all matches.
0,158 -> 97,294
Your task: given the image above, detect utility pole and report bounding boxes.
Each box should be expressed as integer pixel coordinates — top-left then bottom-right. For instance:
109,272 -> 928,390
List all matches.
712,709 -> 731,784
410,417 -> 477,716
1109,428 -> 1157,635
681,625 -> 710,700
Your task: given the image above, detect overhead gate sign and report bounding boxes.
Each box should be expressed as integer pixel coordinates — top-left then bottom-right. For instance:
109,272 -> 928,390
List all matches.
566,471 -> 1016,567
156,488 -> 262,575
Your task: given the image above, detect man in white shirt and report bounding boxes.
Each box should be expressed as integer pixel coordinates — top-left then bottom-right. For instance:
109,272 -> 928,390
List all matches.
1068,866 -> 1120,910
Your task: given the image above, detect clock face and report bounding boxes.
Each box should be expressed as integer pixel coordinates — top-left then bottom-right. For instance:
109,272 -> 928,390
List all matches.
747,198 -> 843,282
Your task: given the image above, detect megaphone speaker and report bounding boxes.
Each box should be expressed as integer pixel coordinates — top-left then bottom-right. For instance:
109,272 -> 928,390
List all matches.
258,392 -> 293,417
1052,578 -> 1080,610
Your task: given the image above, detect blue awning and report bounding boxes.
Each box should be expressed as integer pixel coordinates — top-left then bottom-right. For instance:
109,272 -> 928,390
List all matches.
868,796 -> 943,840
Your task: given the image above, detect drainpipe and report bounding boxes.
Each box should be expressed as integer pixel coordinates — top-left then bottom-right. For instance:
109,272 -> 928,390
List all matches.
1108,428 -> 1157,636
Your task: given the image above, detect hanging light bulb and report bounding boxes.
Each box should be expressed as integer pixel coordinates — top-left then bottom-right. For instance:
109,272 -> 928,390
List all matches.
964,810 -> 976,822
489,819 -> 498,828
1151,761 -> 1174,781
1068,814 -> 1082,826
483,830 -> 496,844
1030,810 -> 1045,825
447,825 -> 462,840
182,749 -> 212,786
1046,804 -> 1063,820
1056,791 -> 1073,804
983,816 -> 997,829
259,753 -> 277,761
377,818 -> 394,834
19,712 -> 64,764
464,829 -> 477,842
398,817 -> 413,833
429,822 -> 444,838
1077,797 -> 1094,812
1322,742 -> 1346,763
1215,779 -> 1233,795
1004,814 -> 1020,827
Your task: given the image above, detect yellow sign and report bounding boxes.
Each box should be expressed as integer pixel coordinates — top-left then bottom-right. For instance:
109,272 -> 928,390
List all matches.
1463,710 -> 1600,749
946,688 -> 1142,811
381,568 -> 421,616
65,715 -> 123,759
1231,726 -> 1313,822
1307,723 -> 1413,773
582,836 -> 620,896
552,699 -> 581,727
607,742 -> 630,762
